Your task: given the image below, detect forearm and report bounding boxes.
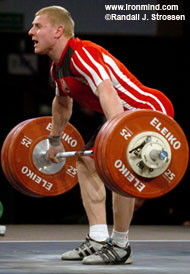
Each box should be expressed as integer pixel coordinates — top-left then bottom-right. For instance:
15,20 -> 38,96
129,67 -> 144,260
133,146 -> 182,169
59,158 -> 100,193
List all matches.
51,95 -> 73,136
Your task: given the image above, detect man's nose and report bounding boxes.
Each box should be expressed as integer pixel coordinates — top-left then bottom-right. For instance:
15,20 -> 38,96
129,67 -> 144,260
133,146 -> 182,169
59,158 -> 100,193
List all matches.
28,27 -> 34,36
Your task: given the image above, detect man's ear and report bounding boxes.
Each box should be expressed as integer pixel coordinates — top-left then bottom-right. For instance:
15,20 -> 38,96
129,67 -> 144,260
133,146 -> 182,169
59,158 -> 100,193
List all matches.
55,25 -> 64,38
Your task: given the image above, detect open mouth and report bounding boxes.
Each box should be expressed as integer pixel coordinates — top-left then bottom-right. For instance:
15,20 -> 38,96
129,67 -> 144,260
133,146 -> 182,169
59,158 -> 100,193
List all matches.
33,40 -> 39,46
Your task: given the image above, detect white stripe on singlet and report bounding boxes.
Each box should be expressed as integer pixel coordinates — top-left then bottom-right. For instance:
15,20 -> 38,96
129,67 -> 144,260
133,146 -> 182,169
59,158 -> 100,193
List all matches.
72,48 -> 109,92
71,58 -> 97,93
82,47 -> 109,81
103,53 -> 167,114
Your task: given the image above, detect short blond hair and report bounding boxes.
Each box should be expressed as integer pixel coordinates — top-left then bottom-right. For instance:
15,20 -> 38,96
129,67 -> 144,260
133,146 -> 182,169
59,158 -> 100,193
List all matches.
36,5 -> 74,38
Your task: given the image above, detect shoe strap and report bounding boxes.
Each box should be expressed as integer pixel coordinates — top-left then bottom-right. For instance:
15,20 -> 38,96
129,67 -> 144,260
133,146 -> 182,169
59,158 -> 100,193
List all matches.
76,235 -> 103,258
96,242 -> 131,264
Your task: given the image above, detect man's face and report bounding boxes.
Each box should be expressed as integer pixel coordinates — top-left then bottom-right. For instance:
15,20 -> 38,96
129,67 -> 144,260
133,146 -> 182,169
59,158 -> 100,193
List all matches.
28,14 -> 57,55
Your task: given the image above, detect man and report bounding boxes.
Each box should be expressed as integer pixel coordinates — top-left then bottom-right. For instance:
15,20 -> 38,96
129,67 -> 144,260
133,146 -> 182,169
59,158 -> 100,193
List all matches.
28,6 -> 174,265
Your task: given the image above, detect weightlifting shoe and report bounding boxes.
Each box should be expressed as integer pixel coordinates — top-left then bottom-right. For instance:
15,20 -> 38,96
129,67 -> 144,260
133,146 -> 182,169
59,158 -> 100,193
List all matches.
61,235 -> 106,260
82,238 -> 133,265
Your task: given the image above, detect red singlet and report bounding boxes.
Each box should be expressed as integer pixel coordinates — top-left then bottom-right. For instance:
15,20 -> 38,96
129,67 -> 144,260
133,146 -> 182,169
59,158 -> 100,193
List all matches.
51,37 -> 174,118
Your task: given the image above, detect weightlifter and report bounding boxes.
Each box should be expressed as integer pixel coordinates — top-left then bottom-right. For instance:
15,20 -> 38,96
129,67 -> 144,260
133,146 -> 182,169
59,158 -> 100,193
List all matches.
28,6 -> 174,265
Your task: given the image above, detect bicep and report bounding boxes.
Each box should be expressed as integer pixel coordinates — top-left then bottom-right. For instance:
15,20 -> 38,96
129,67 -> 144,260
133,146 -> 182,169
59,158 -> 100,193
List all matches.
96,79 -> 117,97
96,79 -> 124,120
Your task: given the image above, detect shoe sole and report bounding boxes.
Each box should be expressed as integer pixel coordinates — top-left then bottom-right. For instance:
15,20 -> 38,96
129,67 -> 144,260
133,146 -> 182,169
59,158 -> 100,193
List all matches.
83,254 -> 133,265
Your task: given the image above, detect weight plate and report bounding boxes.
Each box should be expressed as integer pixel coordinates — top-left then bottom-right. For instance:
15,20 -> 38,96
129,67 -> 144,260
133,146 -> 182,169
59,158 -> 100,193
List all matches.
7,117 -> 85,196
1,120 -> 41,197
99,110 -> 189,198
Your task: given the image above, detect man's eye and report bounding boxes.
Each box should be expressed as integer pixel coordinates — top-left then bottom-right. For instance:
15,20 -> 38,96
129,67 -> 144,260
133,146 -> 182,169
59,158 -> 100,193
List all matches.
35,24 -> 41,29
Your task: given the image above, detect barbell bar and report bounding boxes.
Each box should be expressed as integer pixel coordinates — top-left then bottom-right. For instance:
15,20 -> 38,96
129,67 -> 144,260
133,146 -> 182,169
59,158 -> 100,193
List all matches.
56,150 -> 94,158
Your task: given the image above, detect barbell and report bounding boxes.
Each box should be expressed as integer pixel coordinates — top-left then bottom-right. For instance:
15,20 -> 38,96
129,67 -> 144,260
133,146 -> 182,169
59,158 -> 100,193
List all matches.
1,110 -> 189,199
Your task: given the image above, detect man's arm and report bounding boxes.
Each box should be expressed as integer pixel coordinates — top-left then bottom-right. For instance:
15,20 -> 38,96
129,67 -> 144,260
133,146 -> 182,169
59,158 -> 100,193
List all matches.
96,79 -> 124,120
48,95 -> 73,162
50,95 -> 73,136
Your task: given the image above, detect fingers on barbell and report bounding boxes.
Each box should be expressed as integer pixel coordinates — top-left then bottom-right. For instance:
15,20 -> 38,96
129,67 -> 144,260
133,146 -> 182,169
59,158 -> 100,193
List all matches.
47,146 -> 65,164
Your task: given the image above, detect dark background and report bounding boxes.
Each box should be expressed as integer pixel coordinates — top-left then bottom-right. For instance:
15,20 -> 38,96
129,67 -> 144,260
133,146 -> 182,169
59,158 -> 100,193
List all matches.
0,0 -> 189,226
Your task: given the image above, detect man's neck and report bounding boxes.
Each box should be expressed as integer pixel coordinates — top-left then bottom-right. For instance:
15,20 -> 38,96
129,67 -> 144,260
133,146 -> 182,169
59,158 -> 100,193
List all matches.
49,37 -> 70,64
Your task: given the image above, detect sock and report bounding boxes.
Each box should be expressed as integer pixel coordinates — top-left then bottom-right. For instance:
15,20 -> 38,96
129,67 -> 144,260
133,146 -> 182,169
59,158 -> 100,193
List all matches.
111,229 -> 129,247
89,224 -> 109,242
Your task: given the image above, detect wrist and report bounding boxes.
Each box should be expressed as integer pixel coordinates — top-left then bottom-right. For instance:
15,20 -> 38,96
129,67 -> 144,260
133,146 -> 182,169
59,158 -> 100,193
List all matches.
48,135 -> 62,146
